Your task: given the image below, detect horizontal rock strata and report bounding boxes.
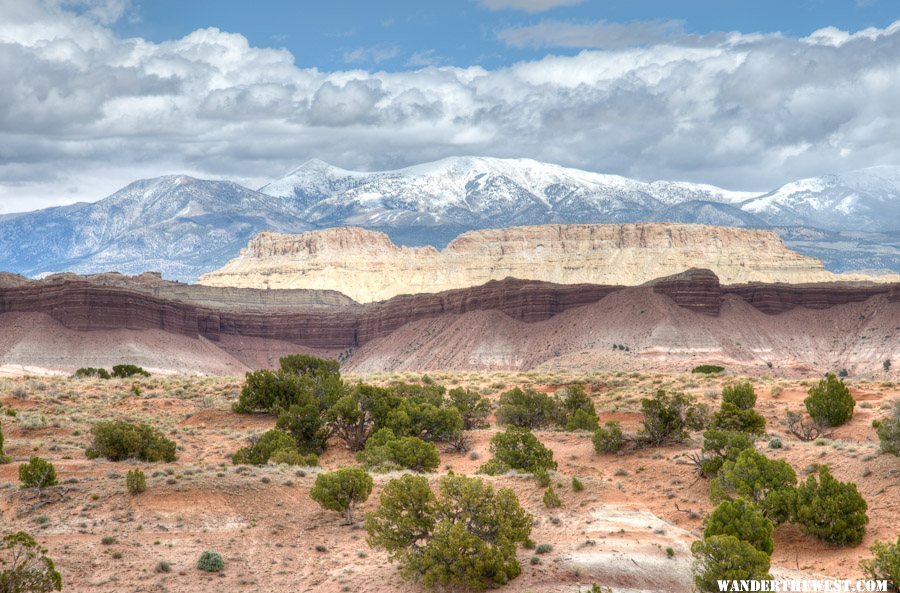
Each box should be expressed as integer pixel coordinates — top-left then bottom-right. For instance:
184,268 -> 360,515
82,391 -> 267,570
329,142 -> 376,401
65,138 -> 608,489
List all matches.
1,271 -> 897,355
196,224 -> 879,303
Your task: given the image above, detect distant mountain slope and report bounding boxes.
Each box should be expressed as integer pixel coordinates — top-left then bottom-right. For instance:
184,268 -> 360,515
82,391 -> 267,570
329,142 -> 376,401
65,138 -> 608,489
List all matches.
0,157 -> 898,280
265,156 -> 758,233
741,166 -> 900,232
0,176 -> 312,279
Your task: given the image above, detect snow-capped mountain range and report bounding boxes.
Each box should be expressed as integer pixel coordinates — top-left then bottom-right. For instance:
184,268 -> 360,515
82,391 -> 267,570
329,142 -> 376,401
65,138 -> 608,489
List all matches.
1,157 -> 898,280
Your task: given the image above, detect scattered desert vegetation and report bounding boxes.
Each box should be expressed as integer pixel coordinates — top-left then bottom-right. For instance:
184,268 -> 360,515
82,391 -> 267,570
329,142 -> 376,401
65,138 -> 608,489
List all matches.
0,363 -> 897,592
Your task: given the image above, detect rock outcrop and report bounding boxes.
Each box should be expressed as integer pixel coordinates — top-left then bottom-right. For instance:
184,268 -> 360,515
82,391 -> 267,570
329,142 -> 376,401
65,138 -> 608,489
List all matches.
197,224 -> 891,303
1,271 -> 897,369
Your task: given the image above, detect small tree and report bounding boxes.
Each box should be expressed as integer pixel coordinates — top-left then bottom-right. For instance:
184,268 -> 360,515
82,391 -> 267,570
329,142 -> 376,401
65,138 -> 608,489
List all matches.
592,421 -> 625,454
356,428 -> 440,473
785,410 -> 832,442
640,390 -> 707,445
0,531 -> 62,592
73,367 -> 110,379
111,364 -> 150,378
558,384 -> 598,430
126,469 -> 146,495
804,374 -> 855,427
18,457 -> 58,490
710,449 -> 797,525
566,409 -> 599,431
447,387 -> 491,430
691,535 -> 771,593
793,466 -> 868,547
233,369 -> 309,413
326,388 -> 378,451
495,388 -> 557,429
85,421 -> 176,462
873,401 -> 900,456
366,474 -> 532,591
0,420 -> 9,464
481,427 -> 556,474
696,430 -> 754,477
704,499 -> 774,555
859,535 -> 899,592
232,429 -> 297,465
276,401 -> 329,454
310,468 -> 373,525
710,382 -> 766,435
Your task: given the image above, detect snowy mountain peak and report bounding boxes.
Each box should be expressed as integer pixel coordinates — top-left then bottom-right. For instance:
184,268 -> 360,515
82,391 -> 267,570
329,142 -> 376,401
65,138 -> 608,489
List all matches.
0,157 -> 898,282
742,165 -> 900,231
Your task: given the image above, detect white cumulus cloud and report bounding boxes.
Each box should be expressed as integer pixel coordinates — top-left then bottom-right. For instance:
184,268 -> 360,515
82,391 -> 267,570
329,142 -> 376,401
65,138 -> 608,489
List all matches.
1,0 -> 900,213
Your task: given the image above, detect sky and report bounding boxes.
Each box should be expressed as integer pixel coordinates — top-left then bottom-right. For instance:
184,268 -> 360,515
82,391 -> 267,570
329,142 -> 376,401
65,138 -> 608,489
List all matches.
1,0 -> 899,212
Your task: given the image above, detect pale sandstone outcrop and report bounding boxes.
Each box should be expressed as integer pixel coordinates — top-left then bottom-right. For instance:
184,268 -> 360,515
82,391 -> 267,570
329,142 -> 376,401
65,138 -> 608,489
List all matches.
197,224 -> 894,303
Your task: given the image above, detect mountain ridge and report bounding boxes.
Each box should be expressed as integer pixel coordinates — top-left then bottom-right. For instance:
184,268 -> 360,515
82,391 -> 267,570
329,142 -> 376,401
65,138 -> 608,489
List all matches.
0,156 -> 898,281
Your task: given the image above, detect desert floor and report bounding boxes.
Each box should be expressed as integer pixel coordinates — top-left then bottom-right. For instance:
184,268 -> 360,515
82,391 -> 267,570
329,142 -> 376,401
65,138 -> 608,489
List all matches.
1,370 -> 897,593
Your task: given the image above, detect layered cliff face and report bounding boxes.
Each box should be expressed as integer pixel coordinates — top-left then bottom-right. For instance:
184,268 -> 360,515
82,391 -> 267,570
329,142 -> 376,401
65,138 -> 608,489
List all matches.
197,224 -> 885,303
1,271 -> 897,375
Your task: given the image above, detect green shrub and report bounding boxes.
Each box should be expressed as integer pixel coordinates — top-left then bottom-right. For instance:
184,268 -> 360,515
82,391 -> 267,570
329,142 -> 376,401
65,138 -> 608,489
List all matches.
310,468 -> 373,524
571,476 -> 584,492
477,457 -> 512,476
482,427 -> 556,474
873,401 -> 900,456
276,402 -> 329,454
196,550 -> 224,572
495,388 -> 557,428
698,430 -> 754,477
804,374 -> 855,427
793,466 -> 868,547
0,531 -> 62,592
710,449 -> 796,525
691,535 -> 771,593
232,429 -> 296,465
640,390 -> 707,445
566,409 -> 599,431
366,473 -> 532,591
0,421 -> 9,464
704,499 -> 774,555
73,367 -> 110,379
859,535 -> 900,592
19,457 -> 58,489
383,398 -> 463,443
592,421 -> 625,454
325,384 -> 388,451
111,364 -> 150,378
558,384 -> 598,430
532,467 -> 551,487
279,353 -> 340,378
126,469 -> 146,495
711,403 -> 766,435
447,387 -> 491,430
768,438 -> 782,449
692,365 -> 725,375
86,421 -> 176,462
356,428 -> 440,473
234,355 -> 344,414
543,485 -> 562,508
269,449 -> 319,466
721,382 -> 757,409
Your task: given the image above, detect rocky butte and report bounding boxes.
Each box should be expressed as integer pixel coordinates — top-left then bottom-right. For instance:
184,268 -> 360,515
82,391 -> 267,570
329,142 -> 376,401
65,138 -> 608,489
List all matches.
196,223 -> 894,303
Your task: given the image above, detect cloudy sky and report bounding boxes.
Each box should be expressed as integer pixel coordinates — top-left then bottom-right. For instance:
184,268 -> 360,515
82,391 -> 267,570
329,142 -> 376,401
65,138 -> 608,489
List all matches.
1,0 -> 899,212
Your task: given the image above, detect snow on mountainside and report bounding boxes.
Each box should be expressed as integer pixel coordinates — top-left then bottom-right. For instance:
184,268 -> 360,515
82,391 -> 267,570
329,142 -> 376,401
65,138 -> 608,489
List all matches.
0,176 -> 312,280
265,156 -> 757,232
741,165 -> 900,232
0,157 -> 898,281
